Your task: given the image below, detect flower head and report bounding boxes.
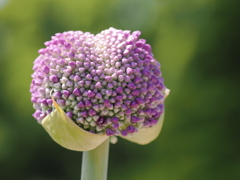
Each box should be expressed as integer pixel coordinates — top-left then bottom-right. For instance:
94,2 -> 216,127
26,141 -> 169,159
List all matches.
30,28 -> 169,150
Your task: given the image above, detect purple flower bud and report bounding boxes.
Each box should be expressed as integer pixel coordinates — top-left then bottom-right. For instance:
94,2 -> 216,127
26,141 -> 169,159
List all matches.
95,93 -> 102,99
38,48 -> 46,55
86,74 -> 92,80
46,109 -> 53,115
93,104 -> 100,112
31,97 -> 37,103
121,104 -> 128,111
107,83 -> 114,89
133,77 -> 142,84
84,62 -> 90,69
68,61 -> 76,68
105,76 -> 112,82
88,109 -> 97,116
66,111 -> 73,119
126,67 -> 133,75
49,75 -> 58,83
130,101 -> 138,108
114,101 -> 121,108
124,100 -> 131,107
118,75 -> 124,82
64,43 -> 71,50
111,117 -> 119,124
57,99 -> 66,106
87,90 -> 95,98
125,109 -> 132,115
116,95 -> 123,101
152,112 -> 162,119
127,83 -> 136,90
116,87 -> 123,94
77,101 -> 85,108
80,111 -> 87,117
103,100 -> 111,107
42,66 -> 50,74
34,79 -> 42,86
121,129 -> 128,136
47,99 -> 52,105
62,90 -> 70,98
127,125 -> 136,133
135,97 -> 144,105
131,116 -> 140,123
143,44 -> 152,52
139,87 -> 147,94
144,108 -> 152,116
66,80 -> 73,87
97,117 -> 106,126
30,28 -> 168,136
148,118 -> 158,126
95,82 -> 102,89
41,99 -> 48,106
85,81 -> 91,87
143,120 -> 151,127
106,129 -> 115,136
125,76 -> 131,82
106,90 -> 112,96
136,39 -> 146,47
73,88 -> 81,96
85,100 -> 92,107
142,69 -> 149,76
131,89 -> 140,96
112,123 -> 119,129
112,91 -> 117,97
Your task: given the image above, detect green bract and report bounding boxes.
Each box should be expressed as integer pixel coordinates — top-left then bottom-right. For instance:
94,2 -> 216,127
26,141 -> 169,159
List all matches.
41,96 -> 167,151
42,98 -> 108,151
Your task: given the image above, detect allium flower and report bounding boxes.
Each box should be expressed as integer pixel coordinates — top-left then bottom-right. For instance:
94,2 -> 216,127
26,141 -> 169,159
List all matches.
30,27 -> 169,151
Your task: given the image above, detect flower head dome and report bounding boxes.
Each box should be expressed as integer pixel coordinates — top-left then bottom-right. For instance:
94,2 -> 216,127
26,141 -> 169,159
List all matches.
30,27 -> 169,139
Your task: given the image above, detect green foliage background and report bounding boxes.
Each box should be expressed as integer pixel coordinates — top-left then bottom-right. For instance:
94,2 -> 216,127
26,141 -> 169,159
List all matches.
0,0 -> 239,179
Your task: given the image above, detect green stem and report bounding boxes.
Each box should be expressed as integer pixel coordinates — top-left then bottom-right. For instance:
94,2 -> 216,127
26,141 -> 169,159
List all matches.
81,138 -> 110,180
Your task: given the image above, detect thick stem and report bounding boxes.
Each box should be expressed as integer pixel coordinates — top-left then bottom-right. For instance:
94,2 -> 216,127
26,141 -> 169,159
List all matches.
81,138 -> 109,180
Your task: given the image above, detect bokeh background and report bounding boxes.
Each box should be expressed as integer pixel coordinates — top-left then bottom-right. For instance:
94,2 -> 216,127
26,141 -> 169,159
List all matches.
0,0 -> 239,179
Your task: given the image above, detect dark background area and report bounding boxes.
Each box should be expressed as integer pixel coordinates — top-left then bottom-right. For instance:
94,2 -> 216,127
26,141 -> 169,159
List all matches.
0,0 -> 239,179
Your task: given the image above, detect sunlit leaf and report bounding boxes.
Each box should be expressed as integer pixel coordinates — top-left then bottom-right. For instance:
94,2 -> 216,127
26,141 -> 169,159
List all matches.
41,98 -> 108,151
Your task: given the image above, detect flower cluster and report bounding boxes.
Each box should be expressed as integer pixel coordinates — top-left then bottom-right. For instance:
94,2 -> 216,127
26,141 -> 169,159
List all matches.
30,27 -> 167,137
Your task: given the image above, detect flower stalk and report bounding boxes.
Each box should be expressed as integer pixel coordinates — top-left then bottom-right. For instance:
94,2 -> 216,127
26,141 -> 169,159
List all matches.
81,138 -> 110,180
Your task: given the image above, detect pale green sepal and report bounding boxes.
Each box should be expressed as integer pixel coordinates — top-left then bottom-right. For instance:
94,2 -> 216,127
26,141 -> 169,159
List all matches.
122,112 -> 165,145
41,98 -> 108,151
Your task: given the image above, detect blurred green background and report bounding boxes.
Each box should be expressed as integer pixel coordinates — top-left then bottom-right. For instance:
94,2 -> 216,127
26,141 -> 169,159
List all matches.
0,0 -> 239,179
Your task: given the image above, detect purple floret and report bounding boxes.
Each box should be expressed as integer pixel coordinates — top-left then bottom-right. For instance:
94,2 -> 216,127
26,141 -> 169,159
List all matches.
127,125 -> 136,133
30,27 -> 167,135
